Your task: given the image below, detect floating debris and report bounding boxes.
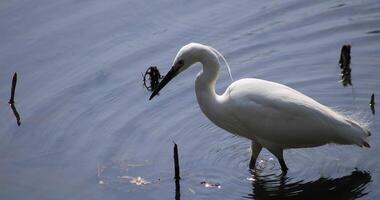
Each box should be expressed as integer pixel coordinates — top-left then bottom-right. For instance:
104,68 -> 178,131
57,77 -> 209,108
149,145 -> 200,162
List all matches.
8,72 -> 21,126
119,176 -> 150,185
200,180 -> 222,189
96,160 -> 150,188
142,66 -> 164,92
188,187 -> 196,194
339,45 -> 352,87
130,176 -> 150,185
370,93 -> 375,115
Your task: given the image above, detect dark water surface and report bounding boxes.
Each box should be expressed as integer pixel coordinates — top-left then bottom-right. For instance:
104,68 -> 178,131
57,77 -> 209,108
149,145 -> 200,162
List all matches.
0,0 -> 379,199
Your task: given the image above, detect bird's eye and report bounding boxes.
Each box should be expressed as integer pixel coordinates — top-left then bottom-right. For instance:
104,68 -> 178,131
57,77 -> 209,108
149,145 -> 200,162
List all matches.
177,60 -> 184,66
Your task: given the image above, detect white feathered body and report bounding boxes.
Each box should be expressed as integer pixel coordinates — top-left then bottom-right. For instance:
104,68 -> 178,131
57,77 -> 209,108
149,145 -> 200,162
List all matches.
196,78 -> 370,151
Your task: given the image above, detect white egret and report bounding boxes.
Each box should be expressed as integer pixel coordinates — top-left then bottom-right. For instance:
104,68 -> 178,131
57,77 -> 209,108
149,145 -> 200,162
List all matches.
149,43 -> 371,171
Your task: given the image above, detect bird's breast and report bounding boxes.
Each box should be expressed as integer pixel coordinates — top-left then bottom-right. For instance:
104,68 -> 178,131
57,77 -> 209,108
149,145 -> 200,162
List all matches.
196,92 -> 248,138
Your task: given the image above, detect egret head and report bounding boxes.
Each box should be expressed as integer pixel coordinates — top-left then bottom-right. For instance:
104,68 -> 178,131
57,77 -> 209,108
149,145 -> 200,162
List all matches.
149,43 -> 232,100
149,43 -> 205,100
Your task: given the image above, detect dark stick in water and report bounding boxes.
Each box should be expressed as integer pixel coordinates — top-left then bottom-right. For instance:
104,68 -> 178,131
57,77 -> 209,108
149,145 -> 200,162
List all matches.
9,72 -> 17,104
10,104 -> 21,126
370,93 -> 375,115
339,45 -> 351,70
173,142 -> 181,180
175,178 -> 181,200
8,72 -> 21,126
173,142 -> 181,200
339,45 -> 352,87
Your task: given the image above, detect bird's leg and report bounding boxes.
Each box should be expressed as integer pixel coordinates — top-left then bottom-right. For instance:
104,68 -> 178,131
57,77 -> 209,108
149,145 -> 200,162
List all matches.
268,148 -> 288,172
249,140 -> 262,169
278,158 -> 288,172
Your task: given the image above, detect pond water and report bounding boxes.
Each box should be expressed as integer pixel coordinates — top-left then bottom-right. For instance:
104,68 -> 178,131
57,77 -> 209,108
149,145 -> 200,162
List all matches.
0,0 -> 379,199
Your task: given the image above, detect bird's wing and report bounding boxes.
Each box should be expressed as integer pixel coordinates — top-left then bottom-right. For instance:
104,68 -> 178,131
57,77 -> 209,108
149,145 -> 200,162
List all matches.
225,78 -> 346,147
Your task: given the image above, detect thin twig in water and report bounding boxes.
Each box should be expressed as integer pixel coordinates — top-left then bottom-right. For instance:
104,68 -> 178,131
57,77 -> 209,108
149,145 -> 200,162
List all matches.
173,142 -> 181,180
8,72 -> 21,126
10,104 -> 21,126
370,93 -> 375,115
9,72 -> 17,104
173,142 -> 181,200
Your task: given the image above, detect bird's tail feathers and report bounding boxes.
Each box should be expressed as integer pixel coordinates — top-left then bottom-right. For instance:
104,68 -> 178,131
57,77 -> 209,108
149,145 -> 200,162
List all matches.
343,118 -> 371,148
362,140 -> 370,148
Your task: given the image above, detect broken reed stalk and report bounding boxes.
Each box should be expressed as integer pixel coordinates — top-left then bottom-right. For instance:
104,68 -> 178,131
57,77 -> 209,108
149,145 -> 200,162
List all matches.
339,45 -> 352,86
370,93 -> 375,115
8,72 -> 21,126
175,178 -> 181,200
9,72 -> 17,104
10,104 -> 21,126
370,93 -> 375,106
173,142 -> 181,180
339,45 -> 351,69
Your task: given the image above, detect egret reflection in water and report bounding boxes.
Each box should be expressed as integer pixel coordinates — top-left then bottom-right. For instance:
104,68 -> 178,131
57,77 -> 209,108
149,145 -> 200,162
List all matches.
245,170 -> 371,200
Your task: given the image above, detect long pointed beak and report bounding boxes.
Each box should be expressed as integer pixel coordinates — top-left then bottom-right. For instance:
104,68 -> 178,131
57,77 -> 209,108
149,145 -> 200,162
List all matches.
149,65 -> 180,100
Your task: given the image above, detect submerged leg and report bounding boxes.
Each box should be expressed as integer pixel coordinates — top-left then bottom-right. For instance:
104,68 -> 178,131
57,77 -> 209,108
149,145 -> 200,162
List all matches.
268,148 -> 288,172
249,140 -> 262,169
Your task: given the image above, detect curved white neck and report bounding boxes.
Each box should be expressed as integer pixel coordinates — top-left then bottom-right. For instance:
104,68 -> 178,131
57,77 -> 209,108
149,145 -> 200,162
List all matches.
193,48 -> 238,134
195,52 -> 222,117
